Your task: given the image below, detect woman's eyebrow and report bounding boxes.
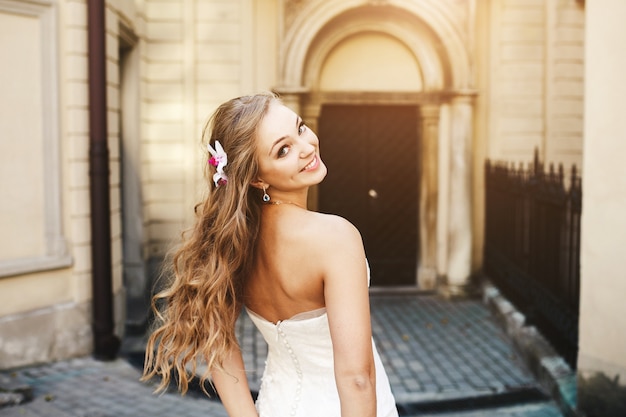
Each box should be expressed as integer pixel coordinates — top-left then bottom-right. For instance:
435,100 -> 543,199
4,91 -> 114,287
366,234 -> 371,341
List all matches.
268,115 -> 301,156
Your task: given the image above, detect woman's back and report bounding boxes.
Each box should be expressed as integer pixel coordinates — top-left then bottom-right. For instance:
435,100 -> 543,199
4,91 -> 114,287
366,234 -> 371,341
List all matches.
244,205 -> 329,323
244,206 -> 398,417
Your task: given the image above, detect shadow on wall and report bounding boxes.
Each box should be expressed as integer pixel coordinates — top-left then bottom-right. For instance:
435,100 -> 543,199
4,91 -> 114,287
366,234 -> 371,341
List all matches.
578,373 -> 626,417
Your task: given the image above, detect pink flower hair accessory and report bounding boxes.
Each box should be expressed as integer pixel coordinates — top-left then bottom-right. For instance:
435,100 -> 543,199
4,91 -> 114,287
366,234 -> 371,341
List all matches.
207,141 -> 228,187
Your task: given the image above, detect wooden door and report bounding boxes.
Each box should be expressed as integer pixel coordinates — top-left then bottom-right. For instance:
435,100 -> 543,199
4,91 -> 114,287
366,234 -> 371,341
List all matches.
318,105 -> 419,286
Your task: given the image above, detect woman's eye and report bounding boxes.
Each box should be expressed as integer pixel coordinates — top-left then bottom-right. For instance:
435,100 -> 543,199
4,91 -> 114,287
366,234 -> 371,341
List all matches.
278,145 -> 290,158
298,122 -> 306,135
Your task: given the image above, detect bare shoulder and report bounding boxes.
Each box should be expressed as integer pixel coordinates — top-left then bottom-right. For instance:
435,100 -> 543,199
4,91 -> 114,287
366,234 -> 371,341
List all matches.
305,212 -> 364,255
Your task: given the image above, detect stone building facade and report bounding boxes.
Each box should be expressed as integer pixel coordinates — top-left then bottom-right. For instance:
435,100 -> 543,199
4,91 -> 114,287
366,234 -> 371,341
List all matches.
1,0 -> 623,412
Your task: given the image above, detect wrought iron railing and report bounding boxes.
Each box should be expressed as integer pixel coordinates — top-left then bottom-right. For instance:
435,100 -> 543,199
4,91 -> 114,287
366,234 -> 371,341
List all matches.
484,150 -> 581,368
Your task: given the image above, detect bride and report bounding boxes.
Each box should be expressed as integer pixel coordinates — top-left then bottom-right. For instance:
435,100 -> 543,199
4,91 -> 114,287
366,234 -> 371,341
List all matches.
143,92 -> 398,417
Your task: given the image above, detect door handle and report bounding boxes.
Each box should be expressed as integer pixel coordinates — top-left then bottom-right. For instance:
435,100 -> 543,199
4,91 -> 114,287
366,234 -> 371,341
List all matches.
368,189 -> 378,199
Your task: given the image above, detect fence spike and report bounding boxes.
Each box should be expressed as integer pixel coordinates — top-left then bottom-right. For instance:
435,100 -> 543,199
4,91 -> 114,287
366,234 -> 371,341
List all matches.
571,165 -> 579,189
548,163 -> 555,182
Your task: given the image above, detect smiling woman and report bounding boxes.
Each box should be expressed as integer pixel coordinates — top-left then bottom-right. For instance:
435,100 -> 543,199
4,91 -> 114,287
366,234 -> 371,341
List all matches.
142,92 -> 398,417
251,101 -> 327,202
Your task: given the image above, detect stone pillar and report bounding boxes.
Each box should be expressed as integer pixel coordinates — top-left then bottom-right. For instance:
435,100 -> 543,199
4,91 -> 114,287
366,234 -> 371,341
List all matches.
442,94 -> 474,296
418,104 -> 440,290
578,1 -> 626,413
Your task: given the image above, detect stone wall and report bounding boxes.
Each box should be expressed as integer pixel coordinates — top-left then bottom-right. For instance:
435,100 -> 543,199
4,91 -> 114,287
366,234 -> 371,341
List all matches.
487,0 -> 584,169
578,1 -> 626,414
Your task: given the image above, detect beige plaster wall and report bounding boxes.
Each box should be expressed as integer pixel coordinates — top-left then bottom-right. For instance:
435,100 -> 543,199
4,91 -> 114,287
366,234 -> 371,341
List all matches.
0,0 -> 81,367
486,0 -> 584,169
578,0 -> 626,382
0,11 -> 46,261
0,0 -> 136,368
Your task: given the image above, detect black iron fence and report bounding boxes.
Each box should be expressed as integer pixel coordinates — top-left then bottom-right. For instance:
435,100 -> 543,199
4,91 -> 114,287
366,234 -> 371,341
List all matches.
484,150 -> 581,368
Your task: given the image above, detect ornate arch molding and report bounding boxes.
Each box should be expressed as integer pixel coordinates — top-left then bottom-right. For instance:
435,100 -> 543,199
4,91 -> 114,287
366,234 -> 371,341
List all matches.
280,0 -> 472,91
303,19 -> 443,90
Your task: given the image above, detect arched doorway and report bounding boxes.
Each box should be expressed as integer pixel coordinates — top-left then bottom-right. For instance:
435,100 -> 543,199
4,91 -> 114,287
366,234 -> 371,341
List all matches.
276,1 -> 474,292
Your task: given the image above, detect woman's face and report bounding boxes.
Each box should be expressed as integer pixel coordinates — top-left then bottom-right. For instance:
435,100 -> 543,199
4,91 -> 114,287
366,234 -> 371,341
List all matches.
254,101 -> 327,194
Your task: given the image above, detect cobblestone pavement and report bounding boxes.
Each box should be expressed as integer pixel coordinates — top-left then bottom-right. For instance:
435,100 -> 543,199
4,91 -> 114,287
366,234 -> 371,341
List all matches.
0,294 -> 566,416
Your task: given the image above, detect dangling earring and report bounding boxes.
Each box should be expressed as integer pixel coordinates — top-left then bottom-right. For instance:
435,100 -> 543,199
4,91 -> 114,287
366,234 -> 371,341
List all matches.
262,186 -> 270,202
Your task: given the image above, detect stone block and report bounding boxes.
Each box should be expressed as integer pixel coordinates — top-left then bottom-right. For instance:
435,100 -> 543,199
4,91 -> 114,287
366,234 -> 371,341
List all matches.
501,26 -> 544,42
143,121 -> 184,141
65,28 -> 87,54
554,80 -> 584,97
196,63 -> 240,82
66,109 -> 89,136
196,42 -> 242,61
145,43 -> 184,62
70,216 -> 91,246
554,62 -> 584,79
0,302 -> 92,369
107,59 -> 119,85
552,116 -> 583,134
106,31 -> 119,60
64,1 -> 87,27
149,222 -> 184,243
65,55 -> 88,80
499,116 -> 544,133
68,161 -> 89,189
145,142 -> 186,162
146,22 -> 183,41
555,27 -> 584,43
69,188 -> 90,216
145,2 -> 182,20
0,391 -> 30,407
65,82 -> 89,107
145,82 -> 184,102
145,182 -> 185,201
499,79 -> 543,96
502,8 -> 544,24
196,22 -> 240,42
501,44 -> 544,61
501,98 -> 543,116
146,62 -> 184,82
145,161 -> 185,183
144,102 -> 185,122
147,202 -> 185,221
553,45 -> 584,61
556,8 -> 584,26
196,2 -> 240,21
71,242 -> 92,274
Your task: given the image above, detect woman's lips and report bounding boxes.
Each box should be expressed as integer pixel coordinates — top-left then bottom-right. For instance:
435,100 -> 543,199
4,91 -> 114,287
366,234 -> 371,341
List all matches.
302,156 -> 320,171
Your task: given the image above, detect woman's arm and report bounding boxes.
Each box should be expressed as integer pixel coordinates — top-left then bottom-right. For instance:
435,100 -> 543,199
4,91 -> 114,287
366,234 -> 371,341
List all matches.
321,216 -> 377,417
211,347 -> 258,417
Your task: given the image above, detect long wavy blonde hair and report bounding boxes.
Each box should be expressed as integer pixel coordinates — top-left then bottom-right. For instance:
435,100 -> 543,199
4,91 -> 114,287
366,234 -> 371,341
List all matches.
142,92 -> 278,394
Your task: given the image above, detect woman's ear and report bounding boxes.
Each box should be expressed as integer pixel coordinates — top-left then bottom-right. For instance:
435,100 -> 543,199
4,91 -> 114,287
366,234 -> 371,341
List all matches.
250,179 -> 266,190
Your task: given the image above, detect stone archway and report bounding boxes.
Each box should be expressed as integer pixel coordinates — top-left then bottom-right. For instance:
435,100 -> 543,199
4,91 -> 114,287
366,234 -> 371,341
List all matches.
275,1 -> 475,293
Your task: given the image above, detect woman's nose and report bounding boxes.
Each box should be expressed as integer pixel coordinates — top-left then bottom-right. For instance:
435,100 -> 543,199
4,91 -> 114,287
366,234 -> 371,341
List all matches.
299,139 -> 315,158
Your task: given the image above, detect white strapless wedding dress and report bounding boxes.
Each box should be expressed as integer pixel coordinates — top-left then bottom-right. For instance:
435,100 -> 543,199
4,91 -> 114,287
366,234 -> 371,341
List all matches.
246,305 -> 398,417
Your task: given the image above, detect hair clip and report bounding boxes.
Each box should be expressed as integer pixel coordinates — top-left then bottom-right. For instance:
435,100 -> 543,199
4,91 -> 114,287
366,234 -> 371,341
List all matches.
208,141 -> 228,187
